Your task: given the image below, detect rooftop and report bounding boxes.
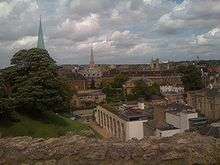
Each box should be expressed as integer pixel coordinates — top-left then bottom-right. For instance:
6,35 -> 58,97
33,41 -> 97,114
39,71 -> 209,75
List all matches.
101,103 -> 150,122
166,103 -> 195,114
158,123 -> 179,131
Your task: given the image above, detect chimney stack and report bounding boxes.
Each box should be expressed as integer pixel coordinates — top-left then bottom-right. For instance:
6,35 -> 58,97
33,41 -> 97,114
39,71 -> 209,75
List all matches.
138,98 -> 145,110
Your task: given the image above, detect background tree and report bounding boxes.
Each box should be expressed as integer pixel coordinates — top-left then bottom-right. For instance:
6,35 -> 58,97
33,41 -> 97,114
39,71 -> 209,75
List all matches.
112,73 -> 128,88
128,80 -> 161,100
178,65 -> 204,91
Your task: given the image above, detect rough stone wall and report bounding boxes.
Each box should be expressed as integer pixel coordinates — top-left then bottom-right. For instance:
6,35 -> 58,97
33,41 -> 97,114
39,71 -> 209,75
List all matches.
0,133 -> 219,165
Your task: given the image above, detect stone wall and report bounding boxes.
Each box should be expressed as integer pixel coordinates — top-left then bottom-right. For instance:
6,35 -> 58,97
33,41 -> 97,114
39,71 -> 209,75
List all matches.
0,133 -> 219,165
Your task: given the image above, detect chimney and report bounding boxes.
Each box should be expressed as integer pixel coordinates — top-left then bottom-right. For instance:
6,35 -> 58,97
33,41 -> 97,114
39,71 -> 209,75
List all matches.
153,106 -> 165,129
138,98 -> 145,110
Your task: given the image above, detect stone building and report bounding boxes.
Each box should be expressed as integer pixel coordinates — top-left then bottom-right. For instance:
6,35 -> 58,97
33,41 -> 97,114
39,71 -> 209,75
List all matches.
122,78 -> 153,95
95,103 -> 149,141
145,103 -> 203,138
72,90 -> 106,109
69,80 -> 87,91
187,88 -> 220,121
160,85 -> 185,104
150,58 -> 160,71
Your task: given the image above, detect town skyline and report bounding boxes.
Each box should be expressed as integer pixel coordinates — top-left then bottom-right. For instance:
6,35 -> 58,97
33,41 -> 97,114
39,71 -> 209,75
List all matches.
1,0 -> 220,69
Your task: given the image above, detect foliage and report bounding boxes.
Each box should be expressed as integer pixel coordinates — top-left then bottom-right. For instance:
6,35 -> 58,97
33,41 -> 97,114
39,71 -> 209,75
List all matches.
178,64 -> 204,91
129,80 -> 161,100
101,74 -> 128,103
102,85 -> 125,103
1,48 -> 72,118
112,73 -> 128,88
0,71 -> 14,120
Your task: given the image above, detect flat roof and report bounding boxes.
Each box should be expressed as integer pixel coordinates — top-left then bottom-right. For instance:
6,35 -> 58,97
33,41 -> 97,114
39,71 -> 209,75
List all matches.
166,103 -> 195,114
158,124 -> 180,131
100,104 -> 150,121
211,122 -> 220,127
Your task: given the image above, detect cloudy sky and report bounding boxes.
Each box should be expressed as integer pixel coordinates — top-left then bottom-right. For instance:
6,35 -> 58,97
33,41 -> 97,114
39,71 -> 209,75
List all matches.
0,0 -> 220,68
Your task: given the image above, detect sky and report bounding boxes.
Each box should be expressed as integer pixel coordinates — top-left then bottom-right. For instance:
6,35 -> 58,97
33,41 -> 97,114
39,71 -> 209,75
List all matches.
0,0 -> 220,68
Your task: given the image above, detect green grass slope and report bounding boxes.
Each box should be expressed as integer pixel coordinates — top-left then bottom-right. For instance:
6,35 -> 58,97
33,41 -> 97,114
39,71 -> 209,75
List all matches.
0,112 -> 97,138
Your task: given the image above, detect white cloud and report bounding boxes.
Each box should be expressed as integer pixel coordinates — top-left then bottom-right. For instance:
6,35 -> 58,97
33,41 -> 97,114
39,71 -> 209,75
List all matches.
129,43 -> 154,55
11,36 -> 38,50
0,2 -> 13,18
193,28 -> 220,46
58,13 -> 100,39
0,0 -> 220,68
111,30 -> 131,41
158,0 -> 220,33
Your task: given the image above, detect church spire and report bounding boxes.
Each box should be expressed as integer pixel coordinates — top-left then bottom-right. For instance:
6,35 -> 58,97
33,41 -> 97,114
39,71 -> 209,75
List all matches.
89,45 -> 95,68
37,15 -> 45,49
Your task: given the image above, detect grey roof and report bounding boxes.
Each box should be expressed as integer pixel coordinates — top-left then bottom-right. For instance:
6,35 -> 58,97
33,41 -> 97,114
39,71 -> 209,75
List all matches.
166,103 -> 194,113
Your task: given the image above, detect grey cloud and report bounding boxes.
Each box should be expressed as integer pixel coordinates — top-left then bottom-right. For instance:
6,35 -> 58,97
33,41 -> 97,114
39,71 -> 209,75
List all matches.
0,0 -> 220,68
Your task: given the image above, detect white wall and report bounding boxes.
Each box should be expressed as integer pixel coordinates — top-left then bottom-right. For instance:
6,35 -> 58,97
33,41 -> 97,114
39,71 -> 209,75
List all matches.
155,128 -> 181,137
166,112 -> 198,132
180,112 -> 198,132
125,120 -> 147,141
166,113 -> 181,129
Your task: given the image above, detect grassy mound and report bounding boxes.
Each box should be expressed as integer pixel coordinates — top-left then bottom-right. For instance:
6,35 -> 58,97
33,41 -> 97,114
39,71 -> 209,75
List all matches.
0,112 -> 96,138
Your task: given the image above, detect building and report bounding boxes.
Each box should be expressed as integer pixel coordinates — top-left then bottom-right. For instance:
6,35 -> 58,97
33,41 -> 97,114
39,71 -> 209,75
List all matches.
160,85 -> 185,104
95,103 -> 149,141
160,85 -> 184,94
79,47 -> 103,88
207,122 -> 220,138
148,95 -> 168,107
187,88 -> 220,121
72,109 -> 94,122
144,106 -> 181,138
37,16 -> 45,49
150,58 -> 160,71
89,46 -> 95,68
155,123 -> 181,138
165,103 -> 198,133
72,90 -> 106,109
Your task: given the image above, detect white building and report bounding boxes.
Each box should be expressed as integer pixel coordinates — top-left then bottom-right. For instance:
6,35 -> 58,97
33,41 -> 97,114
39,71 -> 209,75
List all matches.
160,85 -> 184,94
155,126 -> 181,138
95,103 -> 149,141
166,103 -> 198,133
151,103 -> 199,138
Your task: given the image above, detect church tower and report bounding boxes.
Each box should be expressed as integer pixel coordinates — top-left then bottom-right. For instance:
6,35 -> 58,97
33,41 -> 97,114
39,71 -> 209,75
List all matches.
37,16 -> 45,49
89,46 -> 95,68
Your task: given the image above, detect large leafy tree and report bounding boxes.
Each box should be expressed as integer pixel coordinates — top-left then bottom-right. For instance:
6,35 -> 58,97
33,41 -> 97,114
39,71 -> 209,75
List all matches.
178,65 -> 204,91
130,80 -> 161,100
112,73 -> 128,88
0,70 -> 14,120
2,48 -> 71,116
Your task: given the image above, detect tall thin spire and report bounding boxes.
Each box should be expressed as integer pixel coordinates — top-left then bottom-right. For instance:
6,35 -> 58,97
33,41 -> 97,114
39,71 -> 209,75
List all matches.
37,15 -> 45,49
89,45 -> 95,68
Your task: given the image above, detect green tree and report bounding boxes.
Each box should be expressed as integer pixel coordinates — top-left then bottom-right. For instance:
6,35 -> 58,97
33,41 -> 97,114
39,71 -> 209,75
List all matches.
0,72 -> 14,120
133,80 -> 147,97
112,73 -> 128,88
129,80 -> 161,100
178,65 -> 204,91
2,48 -> 72,117
147,83 -> 160,96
